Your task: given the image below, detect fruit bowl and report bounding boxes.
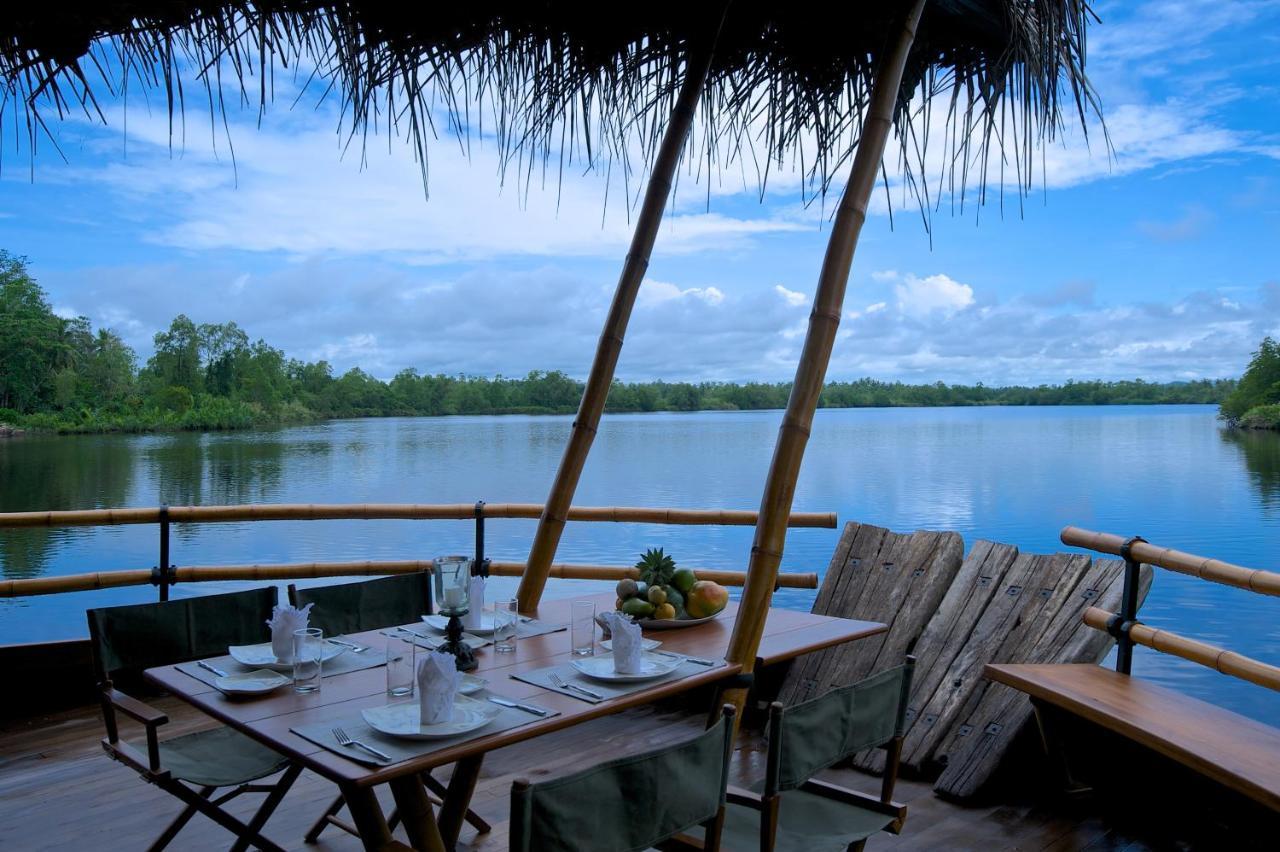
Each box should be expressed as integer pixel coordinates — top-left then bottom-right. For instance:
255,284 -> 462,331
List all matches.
636,613 -> 721,630
613,548 -> 729,629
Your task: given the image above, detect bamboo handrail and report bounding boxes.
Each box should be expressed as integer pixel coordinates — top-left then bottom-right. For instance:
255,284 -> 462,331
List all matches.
1062,527 -> 1280,597
1082,607 -> 1280,692
0,560 -> 818,598
518,8 -> 729,613
720,0 -> 929,723
0,503 -> 836,529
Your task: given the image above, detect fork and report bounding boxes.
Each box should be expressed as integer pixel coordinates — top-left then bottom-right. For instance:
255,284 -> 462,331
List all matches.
549,672 -> 603,700
332,726 -> 391,762
327,638 -> 368,653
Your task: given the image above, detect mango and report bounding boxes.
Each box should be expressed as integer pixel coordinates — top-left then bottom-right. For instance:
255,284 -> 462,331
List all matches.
621,597 -> 655,619
685,581 -> 728,619
672,567 -> 697,595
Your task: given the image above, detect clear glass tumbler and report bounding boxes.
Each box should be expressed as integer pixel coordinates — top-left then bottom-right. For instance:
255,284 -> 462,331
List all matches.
292,627 -> 324,693
385,632 -> 416,698
493,598 -> 519,654
570,600 -> 595,656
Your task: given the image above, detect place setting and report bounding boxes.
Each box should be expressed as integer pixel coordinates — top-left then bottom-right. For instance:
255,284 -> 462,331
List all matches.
177,603 -> 385,694
292,649 -> 560,766
512,608 -> 725,704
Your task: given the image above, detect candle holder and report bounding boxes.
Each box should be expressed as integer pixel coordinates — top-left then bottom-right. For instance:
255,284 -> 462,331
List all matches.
433,555 -> 477,671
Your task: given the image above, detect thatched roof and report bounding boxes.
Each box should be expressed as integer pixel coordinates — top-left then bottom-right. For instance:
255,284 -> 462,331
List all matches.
1,2 -> 1098,202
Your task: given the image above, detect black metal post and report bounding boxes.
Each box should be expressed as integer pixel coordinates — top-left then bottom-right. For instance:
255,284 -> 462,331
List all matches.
157,504 -> 171,601
1113,535 -> 1145,675
474,500 -> 489,577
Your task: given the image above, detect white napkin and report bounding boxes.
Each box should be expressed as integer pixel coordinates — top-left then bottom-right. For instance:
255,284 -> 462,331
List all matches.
460,575 -> 486,630
267,603 -> 313,662
601,612 -> 643,674
418,650 -> 460,725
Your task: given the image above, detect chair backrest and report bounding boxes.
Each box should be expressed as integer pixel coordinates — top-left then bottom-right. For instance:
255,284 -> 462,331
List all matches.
766,659 -> 914,795
510,707 -> 737,852
86,586 -> 277,684
288,572 -> 433,635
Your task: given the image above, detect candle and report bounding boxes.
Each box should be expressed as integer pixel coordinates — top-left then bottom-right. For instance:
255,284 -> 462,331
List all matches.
443,587 -> 464,608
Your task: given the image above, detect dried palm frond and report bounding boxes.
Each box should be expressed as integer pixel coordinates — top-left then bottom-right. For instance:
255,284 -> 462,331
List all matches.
0,1 -> 1100,207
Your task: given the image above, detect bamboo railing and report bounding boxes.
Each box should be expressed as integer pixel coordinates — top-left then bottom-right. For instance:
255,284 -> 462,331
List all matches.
518,7 -> 729,612
720,0 -> 929,722
0,500 -> 829,600
0,559 -> 818,599
1082,607 -> 1280,692
1061,526 -> 1280,596
1070,527 -> 1279,692
0,504 -> 836,529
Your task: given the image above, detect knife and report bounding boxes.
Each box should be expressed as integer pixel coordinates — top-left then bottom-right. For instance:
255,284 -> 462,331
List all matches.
198,660 -> 228,677
656,651 -> 716,667
488,696 -> 550,716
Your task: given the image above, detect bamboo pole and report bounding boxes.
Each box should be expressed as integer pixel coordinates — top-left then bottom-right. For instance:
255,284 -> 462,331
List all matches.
719,0 -> 928,721
0,503 -> 835,529
517,12 -> 727,613
1083,607 -> 1280,692
1063,526 -> 1280,597
0,560 -> 817,598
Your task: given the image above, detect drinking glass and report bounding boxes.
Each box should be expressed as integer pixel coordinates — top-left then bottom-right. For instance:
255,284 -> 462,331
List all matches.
385,632 -> 416,698
570,600 -> 595,656
292,627 -> 324,693
493,598 -> 519,654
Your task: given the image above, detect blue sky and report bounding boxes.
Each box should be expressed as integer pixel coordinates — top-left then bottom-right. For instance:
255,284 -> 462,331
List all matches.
2,0 -> 1279,385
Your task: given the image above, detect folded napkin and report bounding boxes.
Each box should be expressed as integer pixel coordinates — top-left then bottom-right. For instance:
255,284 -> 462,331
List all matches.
601,612 -> 643,674
267,603 -> 313,662
460,575 -> 486,630
418,650 -> 461,725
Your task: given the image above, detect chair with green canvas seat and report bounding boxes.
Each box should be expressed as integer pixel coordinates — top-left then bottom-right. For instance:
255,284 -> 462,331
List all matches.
287,570 -> 433,637
288,571 -> 491,840
86,587 -> 302,852
722,657 -> 916,852
509,704 -> 737,852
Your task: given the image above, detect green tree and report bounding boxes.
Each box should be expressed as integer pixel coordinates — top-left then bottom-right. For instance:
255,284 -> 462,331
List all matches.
1221,337 -> 1280,424
0,252 -> 63,412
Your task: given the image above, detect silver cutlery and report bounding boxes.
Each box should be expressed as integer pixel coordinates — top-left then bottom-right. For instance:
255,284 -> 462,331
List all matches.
327,638 -> 368,653
549,672 -> 603,700
198,660 -> 228,677
488,696 -> 549,716
332,726 -> 391,762
656,651 -> 716,667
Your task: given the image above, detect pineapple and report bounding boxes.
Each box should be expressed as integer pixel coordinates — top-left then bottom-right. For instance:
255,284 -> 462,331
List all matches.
635,547 -> 677,587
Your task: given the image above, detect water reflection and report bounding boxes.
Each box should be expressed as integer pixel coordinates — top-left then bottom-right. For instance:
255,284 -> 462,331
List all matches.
1222,428 -> 1280,511
0,435 -> 136,578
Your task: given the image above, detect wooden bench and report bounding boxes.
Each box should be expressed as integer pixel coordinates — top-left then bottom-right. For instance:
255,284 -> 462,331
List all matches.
986,663 -> 1280,813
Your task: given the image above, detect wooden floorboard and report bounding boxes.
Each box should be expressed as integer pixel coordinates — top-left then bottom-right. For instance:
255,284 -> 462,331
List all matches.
0,696 -> 1201,851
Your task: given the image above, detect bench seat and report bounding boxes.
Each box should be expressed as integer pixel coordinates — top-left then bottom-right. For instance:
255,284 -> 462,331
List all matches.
985,663 -> 1280,813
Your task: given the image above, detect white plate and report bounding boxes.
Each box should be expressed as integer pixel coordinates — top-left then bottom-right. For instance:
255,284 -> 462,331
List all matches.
361,696 -> 498,740
600,638 -> 662,652
227,641 -> 347,672
639,613 -> 720,630
458,674 -> 488,695
214,669 -> 290,696
422,613 -> 497,636
571,652 -> 682,683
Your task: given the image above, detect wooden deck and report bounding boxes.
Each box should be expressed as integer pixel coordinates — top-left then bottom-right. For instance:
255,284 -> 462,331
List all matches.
0,692 -> 1233,851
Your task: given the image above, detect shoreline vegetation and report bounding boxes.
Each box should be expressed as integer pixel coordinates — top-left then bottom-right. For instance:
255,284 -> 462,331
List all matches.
1218,337 -> 1280,431
0,250 -> 1260,437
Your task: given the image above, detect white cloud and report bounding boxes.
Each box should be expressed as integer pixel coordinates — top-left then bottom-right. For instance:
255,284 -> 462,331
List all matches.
639,280 -> 725,308
775,285 -> 809,307
894,274 -> 975,319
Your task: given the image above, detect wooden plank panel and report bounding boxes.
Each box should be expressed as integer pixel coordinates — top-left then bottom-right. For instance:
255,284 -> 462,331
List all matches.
778,522 -> 963,706
932,558 -> 1154,799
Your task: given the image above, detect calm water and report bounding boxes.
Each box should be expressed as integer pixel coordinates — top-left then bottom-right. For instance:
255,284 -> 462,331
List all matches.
2,406 -> 1277,723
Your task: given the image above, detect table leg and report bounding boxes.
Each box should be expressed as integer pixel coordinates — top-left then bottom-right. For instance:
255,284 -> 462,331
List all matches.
342,784 -> 396,852
389,774 -> 446,852
436,754 -> 485,848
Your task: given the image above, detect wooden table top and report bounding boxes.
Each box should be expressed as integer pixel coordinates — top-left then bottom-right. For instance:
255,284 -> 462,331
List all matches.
147,593 -> 884,789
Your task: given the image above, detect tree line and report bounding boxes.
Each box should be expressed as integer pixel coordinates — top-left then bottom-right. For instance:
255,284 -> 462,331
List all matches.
0,251 -> 1237,434
1219,337 -> 1280,430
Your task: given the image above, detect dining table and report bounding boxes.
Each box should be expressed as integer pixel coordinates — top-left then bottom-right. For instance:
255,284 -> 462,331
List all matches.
145,592 -> 885,852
